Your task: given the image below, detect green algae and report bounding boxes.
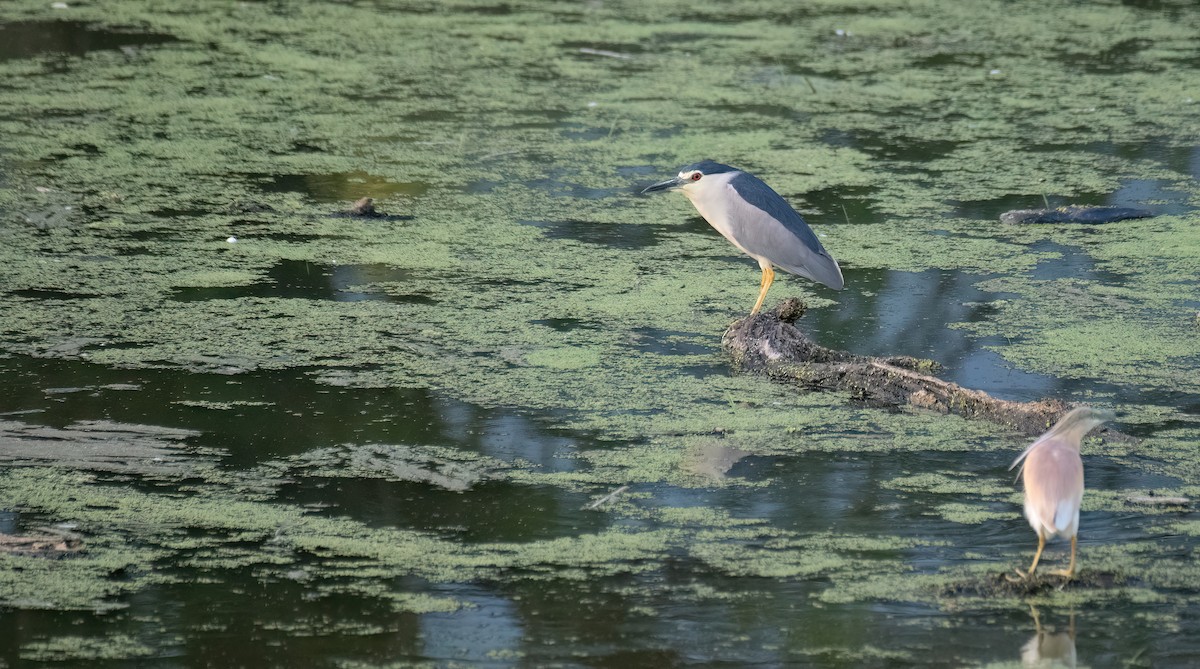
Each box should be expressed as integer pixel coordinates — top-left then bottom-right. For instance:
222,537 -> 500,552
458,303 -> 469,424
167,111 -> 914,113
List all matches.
0,0 -> 1195,426
1,0 -> 1199,663
19,635 -> 159,662
1,466 -> 646,610
269,443 -> 514,492
0,545 -> 170,612
934,503 -> 1011,525
0,419 -> 212,477
884,471 -> 1014,498
173,399 -> 274,410
694,532 -> 934,580
2,465 -> 932,609
956,257 -> 1200,396
0,458 -> 1066,622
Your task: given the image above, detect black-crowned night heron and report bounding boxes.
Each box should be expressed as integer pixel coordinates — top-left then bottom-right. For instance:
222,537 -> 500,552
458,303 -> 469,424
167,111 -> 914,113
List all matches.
1009,406 -> 1115,579
642,160 -> 844,314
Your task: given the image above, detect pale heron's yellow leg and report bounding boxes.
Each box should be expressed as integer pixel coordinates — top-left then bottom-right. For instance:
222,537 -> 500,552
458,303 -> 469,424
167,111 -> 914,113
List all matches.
1049,535 -> 1077,579
1016,533 -> 1047,579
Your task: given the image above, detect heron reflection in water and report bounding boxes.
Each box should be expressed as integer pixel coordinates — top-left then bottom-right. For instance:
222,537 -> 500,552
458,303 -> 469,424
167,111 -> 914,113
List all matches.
1021,606 -> 1077,668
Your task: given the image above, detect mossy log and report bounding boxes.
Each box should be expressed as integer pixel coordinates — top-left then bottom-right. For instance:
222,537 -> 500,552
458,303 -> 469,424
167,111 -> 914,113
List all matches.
999,205 -> 1152,225
722,299 -> 1071,436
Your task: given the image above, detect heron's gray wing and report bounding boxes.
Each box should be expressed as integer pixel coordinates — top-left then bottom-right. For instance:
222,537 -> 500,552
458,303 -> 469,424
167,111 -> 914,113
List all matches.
728,173 -> 844,290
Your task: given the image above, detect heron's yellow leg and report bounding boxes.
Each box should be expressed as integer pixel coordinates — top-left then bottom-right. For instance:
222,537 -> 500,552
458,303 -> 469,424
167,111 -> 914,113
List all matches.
1049,535 -> 1077,579
750,266 -> 775,315
1017,533 -> 1046,579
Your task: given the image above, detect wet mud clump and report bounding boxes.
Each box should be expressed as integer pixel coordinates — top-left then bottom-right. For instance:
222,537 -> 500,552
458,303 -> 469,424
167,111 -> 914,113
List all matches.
346,196 -> 380,217
0,529 -> 83,559
944,570 -> 1133,598
723,299 -> 1071,436
328,197 -> 412,221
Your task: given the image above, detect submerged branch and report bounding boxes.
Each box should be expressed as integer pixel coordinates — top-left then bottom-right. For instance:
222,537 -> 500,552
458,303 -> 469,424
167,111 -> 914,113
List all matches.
722,299 -> 1073,436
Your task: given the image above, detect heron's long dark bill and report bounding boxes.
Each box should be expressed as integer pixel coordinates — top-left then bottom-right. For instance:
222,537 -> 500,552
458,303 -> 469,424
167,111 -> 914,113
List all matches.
642,176 -> 684,194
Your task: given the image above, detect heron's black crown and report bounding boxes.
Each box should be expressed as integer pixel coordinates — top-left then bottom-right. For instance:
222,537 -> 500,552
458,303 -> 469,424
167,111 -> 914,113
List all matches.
682,160 -> 740,175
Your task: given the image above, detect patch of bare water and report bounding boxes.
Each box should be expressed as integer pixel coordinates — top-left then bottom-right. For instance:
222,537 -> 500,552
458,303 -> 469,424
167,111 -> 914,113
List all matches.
0,19 -> 178,61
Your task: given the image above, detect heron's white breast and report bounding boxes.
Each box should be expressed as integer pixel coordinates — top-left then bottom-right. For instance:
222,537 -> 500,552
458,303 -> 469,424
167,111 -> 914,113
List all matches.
682,172 -> 759,260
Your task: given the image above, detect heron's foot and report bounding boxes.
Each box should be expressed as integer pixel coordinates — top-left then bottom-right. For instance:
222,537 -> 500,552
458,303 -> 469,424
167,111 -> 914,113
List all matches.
1006,568 -> 1031,583
1047,568 -> 1075,579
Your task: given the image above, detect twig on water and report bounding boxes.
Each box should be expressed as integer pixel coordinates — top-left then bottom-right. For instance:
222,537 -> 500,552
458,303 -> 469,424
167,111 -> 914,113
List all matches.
1126,494 -> 1190,507
479,149 -> 522,161
585,485 -> 629,510
579,47 -> 632,60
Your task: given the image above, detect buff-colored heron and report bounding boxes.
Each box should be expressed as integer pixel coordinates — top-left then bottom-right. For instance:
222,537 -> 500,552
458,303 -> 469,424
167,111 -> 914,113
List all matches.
1009,406 -> 1115,579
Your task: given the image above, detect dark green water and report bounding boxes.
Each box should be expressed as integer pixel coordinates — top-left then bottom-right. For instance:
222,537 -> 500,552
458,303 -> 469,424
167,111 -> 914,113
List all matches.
2,1 -> 1199,666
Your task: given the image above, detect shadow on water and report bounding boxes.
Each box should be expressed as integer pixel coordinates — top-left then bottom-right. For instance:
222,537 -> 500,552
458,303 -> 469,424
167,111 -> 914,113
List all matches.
803,267 -> 1066,402
0,356 -> 584,471
248,171 -> 429,203
954,142 -> 1199,220
796,184 -> 881,222
0,20 -> 179,61
9,288 -> 99,300
1057,37 -> 1158,74
170,259 -> 434,304
0,354 -> 603,546
820,127 -> 962,165
1026,240 -> 1129,284
802,266 -> 1200,411
522,212 -> 714,250
278,475 -> 603,543
629,327 -> 713,358
522,219 -> 676,249
531,317 -> 604,332
951,179 -> 1195,222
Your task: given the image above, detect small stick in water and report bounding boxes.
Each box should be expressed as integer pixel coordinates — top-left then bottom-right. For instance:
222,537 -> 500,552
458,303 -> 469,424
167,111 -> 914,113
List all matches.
585,485 -> 629,510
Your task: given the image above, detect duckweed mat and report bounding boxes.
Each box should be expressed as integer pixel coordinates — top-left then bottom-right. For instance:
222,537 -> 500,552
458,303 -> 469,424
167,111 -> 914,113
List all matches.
1,0 -> 1199,665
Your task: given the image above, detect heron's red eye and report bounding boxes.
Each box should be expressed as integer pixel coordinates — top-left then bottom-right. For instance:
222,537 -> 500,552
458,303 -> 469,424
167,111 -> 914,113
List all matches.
691,172 -> 702,181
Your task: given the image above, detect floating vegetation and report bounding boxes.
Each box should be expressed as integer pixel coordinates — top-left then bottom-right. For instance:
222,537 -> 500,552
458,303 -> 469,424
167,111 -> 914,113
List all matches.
271,443 -> 513,492
0,0 -> 1198,664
